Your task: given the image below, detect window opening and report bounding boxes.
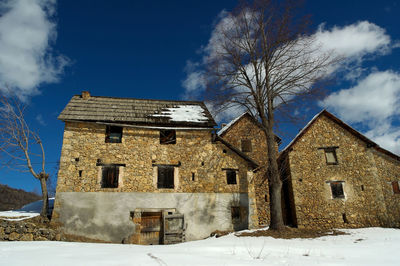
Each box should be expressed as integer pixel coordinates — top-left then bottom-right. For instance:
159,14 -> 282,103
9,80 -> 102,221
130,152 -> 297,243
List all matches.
342,213 -> 349,223
324,148 -> 338,165
101,165 -> 119,188
226,169 -> 237,185
330,181 -> 344,199
392,181 -> 400,194
79,170 -> 83,177
241,139 -> 252,152
160,130 -> 176,144
105,126 -> 122,143
157,165 -> 174,189
192,172 -> 195,181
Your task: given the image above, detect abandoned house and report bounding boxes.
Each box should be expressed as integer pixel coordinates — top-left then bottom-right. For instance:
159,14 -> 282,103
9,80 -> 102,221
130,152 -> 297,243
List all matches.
52,92 -> 261,244
217,112 -> 281,226
278,110 -> 400,229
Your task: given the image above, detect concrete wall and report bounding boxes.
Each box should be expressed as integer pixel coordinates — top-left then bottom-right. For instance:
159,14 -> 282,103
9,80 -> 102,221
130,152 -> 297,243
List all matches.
56,192 -> 250,243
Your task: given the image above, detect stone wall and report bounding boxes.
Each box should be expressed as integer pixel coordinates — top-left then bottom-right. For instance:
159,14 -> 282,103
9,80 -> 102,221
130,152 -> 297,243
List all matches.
219,114 -> 276,226
284,115 -> 399,229
53,121 -> 259,242
0,219 -> 62,241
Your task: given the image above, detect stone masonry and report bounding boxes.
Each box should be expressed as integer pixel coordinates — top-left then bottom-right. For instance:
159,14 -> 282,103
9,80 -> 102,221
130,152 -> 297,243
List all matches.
280,111 -> 400,229
219,113 -> 279,226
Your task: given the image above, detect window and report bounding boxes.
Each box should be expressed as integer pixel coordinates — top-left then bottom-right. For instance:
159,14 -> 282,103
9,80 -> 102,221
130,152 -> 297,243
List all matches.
392,181 -> 400,194
324,148 -> 338,165
241,139 -> 252,152
105,126 -> 122,143
226,169 -> 237,185
101,165 -> 119,188
330,181 -> 344,199
157,165 -> 174,189
231,206 -> 241,220
160,130 -> 176,144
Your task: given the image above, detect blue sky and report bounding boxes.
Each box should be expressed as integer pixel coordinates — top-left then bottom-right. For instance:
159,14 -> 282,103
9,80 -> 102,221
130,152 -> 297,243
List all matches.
0,0 -> 399,192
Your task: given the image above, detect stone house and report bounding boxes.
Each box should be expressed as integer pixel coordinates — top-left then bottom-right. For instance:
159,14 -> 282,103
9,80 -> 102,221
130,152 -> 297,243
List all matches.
52,92 -> 260,244
278,110 -> 400,229
217,112 -> 281,226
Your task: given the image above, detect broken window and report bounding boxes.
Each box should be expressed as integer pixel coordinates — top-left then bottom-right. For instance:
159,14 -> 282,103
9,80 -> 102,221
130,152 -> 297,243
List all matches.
157,165 -> 174,189
101,165 -> 119,188
241,139 -> 252,152
105,126 -> 122,143
330,181 -> 345,199
231,206 -> 241,220
160,130 -> 176,144
392,181 -> 400,194
324,147 -> 338,165
226,169 -> 237,185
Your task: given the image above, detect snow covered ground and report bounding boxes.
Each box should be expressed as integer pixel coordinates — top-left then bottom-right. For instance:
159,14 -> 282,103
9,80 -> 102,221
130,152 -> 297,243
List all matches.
0,227 -> 399,266
0,198 -> 54,221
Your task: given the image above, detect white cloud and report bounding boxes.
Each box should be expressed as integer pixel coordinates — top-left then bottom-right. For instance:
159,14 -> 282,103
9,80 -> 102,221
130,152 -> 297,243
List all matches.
321,71 -> 400,155
35,114 -> 46,126
0,0 -> 68,98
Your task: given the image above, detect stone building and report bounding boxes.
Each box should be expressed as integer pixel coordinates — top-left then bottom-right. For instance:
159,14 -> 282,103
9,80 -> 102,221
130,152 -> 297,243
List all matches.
278,110 -> 400,229
217,112 -> 281,226
52,92 -> 260,244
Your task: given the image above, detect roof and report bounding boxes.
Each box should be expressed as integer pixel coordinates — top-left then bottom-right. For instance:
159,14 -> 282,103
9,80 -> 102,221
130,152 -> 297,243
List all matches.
58,93 -> 217,127
218,111 -> 281,143
214,135 -> 259,169
280,110 -> 400,161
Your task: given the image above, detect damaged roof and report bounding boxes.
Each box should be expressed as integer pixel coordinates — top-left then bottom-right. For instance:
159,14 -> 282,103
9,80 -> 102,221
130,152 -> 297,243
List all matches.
58,92 -> 217,127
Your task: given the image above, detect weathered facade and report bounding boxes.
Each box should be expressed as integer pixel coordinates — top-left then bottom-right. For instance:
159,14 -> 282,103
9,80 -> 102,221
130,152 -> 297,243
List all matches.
53,92 -> 259,244
279,110 -> 400,229
218,112 -> 280,226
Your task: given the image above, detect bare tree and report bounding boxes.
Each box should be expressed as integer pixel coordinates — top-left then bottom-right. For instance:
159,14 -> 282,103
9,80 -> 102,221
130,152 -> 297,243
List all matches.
205,0 -> 337,230
0,94 -> 49,217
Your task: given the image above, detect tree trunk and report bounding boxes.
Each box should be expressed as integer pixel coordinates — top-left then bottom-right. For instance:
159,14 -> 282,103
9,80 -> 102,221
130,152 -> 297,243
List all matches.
261,108 -> 285,231
39,174 -> 49,217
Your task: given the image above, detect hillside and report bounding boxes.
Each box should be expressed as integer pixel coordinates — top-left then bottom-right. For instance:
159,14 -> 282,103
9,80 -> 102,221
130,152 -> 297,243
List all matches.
0,184 -> 41,211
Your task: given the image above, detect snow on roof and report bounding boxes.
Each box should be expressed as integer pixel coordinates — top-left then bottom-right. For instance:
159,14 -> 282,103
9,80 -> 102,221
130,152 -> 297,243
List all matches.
151,105 -> 209,123
217,111 -> 249,136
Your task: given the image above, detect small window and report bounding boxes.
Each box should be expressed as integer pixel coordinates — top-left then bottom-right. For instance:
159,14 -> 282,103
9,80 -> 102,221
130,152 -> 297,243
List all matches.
241,139 -> 252,152
226,169 -> 237,185
157,165 -> 174,189
392,181 -> 400,194
324,148 -> 338,165
160,130 -> 176,144
101,165 -> 119,188
231,206 -> 240,220
105,126 -> 122,143
330,181 -> 344,199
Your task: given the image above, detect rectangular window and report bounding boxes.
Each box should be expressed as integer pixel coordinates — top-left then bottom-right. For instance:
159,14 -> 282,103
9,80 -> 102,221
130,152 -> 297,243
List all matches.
160,130 -> 176,144
324,148 -> 338,165
157,165 -> 174,189
392,181 -> 400,194
101,165 -> 119,188
105,126 -> 122,143
241,139 -> 252,152
226,169 -> 237,185
330,181 -> 345,199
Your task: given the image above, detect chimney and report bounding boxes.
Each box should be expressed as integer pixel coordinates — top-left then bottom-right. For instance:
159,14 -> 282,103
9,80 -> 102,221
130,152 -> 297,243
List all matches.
221,123 -> 227,128
81,91 -> 90,99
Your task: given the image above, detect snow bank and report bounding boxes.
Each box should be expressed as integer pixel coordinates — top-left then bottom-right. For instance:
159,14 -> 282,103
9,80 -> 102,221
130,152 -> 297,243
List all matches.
0,227 -> 399,266
151,105 -> 209,123
0,198 -> 54,221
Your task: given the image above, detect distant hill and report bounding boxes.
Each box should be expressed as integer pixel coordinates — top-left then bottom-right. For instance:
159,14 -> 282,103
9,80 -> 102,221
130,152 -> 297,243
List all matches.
0,184 -> 41,211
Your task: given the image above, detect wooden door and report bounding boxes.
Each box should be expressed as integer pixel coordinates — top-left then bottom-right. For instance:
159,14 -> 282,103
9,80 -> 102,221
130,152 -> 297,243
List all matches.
140,212 -> 162,245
